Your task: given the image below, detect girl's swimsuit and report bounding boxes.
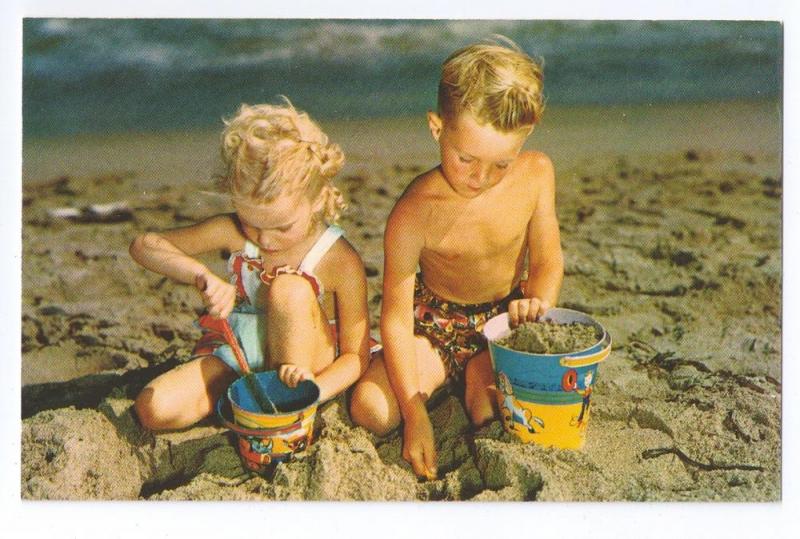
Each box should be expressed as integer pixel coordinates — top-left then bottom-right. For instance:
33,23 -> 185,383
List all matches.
193,225 -> 379,374
413,274 -> 523,379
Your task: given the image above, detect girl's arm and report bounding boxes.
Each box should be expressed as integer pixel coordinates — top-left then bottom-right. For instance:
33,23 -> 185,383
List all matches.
129,214 -> 241,284
312,243 -> 371,402
129,214 -> 243,318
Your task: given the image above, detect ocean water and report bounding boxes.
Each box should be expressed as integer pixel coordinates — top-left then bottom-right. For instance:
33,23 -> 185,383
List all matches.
23,19 -> 782,137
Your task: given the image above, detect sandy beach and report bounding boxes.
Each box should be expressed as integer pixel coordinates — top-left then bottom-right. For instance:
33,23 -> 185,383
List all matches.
20,99 -> 782,501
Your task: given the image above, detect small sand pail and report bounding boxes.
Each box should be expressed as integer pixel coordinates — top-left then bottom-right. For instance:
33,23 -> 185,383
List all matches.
216,371 -> 319,472
484,308 -> 611,450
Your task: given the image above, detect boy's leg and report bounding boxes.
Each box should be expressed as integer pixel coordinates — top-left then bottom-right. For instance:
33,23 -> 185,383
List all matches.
134,355 -> 237,431
350,336 -> 447,435
464,350 -> 499,426
264,273 -> 336,374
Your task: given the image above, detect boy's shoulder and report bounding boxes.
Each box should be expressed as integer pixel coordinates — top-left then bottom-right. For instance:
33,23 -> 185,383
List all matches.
389,166 -> 442,217
514,150 -> 554,179
407,165 -> 447,194
507,151 -> 556,201
396,166 -> 454,206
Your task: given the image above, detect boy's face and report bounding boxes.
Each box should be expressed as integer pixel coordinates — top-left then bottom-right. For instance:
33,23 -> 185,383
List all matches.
428,110 -> 532,199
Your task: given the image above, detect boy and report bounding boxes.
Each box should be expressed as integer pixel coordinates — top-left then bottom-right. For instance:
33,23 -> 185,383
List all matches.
350,39 -> 564,479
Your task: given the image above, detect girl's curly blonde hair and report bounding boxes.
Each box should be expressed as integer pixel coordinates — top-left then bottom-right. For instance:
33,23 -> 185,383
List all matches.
220,99 -> 346,223
438,37 -> 545,132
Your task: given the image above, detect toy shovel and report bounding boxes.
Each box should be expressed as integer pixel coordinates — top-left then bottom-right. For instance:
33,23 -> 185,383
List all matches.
198,314 -> 278,414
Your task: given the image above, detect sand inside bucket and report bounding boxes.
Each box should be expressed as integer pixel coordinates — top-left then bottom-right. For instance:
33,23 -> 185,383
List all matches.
497,320 -> 601,354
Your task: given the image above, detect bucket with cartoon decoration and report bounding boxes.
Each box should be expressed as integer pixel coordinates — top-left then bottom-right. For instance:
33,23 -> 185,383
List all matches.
483,308 -> 611,449
216,370 -> 319,473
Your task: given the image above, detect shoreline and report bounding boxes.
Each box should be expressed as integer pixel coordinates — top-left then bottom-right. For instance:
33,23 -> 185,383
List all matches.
23,98 -> 781,187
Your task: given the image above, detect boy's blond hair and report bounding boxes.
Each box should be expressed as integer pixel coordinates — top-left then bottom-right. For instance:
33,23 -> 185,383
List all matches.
220,99 -> 346,222
438,38 -> 545,131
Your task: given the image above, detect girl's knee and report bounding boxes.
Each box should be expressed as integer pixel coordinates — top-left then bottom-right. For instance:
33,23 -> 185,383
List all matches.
133,386 -> 166,431
133,385 -> 191,431
266,273 -> 316,307
349,381 -> 398,436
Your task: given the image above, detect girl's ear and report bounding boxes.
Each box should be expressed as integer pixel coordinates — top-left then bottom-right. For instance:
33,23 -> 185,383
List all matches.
427,111 -> 443,141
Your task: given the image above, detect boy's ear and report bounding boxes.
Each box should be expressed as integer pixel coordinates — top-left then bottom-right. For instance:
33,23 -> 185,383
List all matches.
427,111 -> 443,141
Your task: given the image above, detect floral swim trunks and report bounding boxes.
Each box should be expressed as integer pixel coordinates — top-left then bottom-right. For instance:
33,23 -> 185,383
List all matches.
413,274 -> 523,379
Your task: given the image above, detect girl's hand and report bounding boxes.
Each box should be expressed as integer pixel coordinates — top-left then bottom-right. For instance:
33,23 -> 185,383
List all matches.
508,297 -> 551,327
278,364 -> 315,388
195,273 -> 236,319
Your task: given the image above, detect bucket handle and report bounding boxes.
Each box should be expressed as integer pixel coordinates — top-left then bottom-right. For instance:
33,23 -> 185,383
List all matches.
216,396 -> 305,437
559,333 -> 612,368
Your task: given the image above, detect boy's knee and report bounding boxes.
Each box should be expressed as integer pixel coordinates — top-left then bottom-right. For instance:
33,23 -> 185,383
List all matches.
266,273 -> 315,307
349,382 -> 397,436
464,375 -> 498,428
467,402 -> 496,428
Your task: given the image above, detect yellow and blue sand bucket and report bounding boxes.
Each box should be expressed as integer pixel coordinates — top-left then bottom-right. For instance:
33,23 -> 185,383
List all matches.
484,308 -> 611,449
217,370 -> 319,473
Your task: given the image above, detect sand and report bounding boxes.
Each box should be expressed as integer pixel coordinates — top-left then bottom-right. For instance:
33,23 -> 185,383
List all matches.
497,321 -> 600,354
20,100 -> 782,500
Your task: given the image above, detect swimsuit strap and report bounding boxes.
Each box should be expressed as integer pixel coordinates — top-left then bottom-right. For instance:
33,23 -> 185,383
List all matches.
298,225 -> 344,274
242,239 -> 261,258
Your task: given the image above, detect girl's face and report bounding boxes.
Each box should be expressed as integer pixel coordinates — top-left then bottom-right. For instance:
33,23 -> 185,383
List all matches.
428,111 -> 532,199
233,191 -> 321,254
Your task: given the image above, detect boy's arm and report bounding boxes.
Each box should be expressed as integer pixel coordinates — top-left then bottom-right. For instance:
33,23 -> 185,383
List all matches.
313,246 -> 371,402
381,201 -> 425,410
381,200 -> 437,478
509,153 -> 564,324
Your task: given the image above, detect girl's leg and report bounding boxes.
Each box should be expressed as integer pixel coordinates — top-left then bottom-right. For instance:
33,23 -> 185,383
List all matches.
463,350 -> 500,427
264,273 -> 336,375
134,355 -> 237,431
349,337 -> 447,435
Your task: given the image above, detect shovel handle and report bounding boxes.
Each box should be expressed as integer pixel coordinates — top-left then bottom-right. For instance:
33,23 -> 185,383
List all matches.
198,314 -> 251,375
221,319 -> 251,375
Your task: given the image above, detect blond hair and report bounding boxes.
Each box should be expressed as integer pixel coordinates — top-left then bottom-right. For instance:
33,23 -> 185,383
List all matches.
438,38 -> 545,131
220,99 -> 346,223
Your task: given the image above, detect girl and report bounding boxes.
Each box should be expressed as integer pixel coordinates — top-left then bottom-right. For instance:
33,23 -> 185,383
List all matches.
131,100 -> 373,431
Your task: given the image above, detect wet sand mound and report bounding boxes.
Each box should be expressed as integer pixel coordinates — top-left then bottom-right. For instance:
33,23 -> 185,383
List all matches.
498,321 -> 600,354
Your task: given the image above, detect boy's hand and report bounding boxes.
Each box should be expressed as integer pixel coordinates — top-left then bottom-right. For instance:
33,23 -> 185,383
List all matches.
195,273 -> 236,319
402,404 -> 438,480
508,297 -> 551,327
278,363 -> 315,388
